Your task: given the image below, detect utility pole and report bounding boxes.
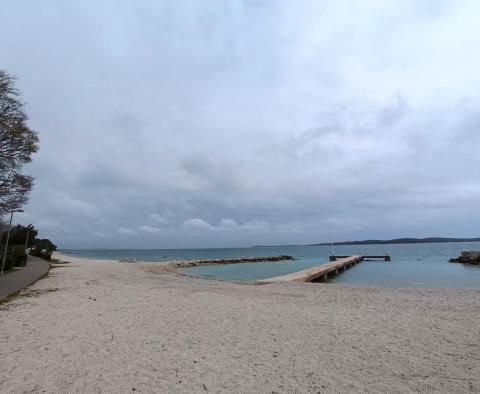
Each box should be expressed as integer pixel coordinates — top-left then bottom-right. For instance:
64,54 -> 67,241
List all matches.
24,224 -> 33,252
330,231 -> 335,257
1,209 -> 24,275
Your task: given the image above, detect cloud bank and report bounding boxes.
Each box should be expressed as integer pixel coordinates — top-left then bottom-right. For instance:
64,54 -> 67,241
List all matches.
1,0 -> 479,248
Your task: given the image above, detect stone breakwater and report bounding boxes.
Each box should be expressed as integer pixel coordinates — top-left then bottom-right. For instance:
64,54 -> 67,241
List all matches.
171,255 -> 294,268
449,251 -> 480,265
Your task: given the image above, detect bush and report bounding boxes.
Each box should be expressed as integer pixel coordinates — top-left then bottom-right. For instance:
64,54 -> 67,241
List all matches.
31,238 -> 55,260
0,245 -> 27,271
1,250 -> 15,271
30,248 -> 51,260
11,245 -> 27,267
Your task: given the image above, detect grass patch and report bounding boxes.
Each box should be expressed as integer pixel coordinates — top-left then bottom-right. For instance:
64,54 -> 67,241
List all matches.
21,288 -> 59,297
0,290 -> 24,308
50,264 -> 72,269
50,259 -> 71,266
0,287 -> 59,310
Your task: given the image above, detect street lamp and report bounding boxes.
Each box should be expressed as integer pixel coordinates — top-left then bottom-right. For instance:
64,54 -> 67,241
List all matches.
24,224 -> 33,253
330,231 -> 335,257
1,209 -> 24,275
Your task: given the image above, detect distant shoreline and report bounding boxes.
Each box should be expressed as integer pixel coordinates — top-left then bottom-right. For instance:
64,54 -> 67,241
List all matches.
252,237 -> 480,248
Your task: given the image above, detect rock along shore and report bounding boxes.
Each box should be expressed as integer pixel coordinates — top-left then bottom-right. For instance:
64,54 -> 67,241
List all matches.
449,251 -> 480,265
171,255 -> 294,268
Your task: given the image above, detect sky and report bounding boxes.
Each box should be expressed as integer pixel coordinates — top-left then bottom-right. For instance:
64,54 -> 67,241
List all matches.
1,0 -> 479,248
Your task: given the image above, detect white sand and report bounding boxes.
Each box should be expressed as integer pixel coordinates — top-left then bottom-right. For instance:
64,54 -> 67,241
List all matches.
1,252 -> 479,393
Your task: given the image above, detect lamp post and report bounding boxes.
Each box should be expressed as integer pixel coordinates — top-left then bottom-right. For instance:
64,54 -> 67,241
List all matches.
1,209 -> 24,275
330,231 -> 335,257
24,224 -> 33,253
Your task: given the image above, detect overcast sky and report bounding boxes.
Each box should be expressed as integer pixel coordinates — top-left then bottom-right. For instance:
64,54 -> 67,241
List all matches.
1,1 -> 479,248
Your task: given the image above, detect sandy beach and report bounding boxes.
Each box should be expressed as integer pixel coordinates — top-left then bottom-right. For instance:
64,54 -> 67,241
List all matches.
1,252 -> 479,393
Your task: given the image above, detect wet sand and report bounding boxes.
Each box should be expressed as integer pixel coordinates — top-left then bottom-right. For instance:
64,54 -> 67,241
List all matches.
1,252 -> 479,393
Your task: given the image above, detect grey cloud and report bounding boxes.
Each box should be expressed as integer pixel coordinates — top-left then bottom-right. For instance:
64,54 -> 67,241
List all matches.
1,1 -> 479,248
148,213 -> 170,225
118,227 -> 138,236
180,153 -> 245,195
138,225 -> 166,235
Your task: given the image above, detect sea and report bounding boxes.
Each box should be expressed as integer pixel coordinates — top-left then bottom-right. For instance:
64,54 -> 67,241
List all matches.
60,242 -> 480,289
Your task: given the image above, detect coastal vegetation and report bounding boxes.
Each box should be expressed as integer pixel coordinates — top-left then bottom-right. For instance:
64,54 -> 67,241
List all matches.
252,237 -> 480,248
0,70 -> 56,271
0,224 -> 56,269
254,237 -> 480,247
0,70 -> 38,215
1,223 -> 38,247
310,237 -> 480,246
30,238 -> 57,260
313,237 -> 480,245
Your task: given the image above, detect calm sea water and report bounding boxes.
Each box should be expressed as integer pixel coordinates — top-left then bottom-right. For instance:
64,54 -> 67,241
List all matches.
61,242 -> 480,289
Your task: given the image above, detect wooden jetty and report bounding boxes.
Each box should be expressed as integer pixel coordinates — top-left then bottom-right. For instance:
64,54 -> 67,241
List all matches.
330,255 -> 390,261
256,255 -> 390,284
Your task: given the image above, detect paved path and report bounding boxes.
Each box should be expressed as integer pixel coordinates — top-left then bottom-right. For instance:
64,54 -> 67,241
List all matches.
0,256 -> 50,300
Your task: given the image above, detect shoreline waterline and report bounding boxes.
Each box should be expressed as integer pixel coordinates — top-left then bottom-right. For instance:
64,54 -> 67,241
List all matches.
56,241 -> 480,290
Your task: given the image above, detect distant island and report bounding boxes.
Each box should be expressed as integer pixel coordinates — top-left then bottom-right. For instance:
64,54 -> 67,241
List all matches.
310,237 -> 480,246
252,237 -> 480,247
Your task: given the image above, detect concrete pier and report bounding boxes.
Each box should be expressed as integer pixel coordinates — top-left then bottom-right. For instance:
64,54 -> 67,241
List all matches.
256,255 -> 364,284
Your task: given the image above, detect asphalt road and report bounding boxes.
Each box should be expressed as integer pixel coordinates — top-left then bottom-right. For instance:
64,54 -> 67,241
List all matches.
0,256 -> 50,300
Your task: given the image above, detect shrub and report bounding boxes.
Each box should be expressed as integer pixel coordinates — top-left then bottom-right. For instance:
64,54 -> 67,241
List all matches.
0,245 -> 27,270
1,251 -> 15,271
11,245 -> 27,267
31,238 -> 55,260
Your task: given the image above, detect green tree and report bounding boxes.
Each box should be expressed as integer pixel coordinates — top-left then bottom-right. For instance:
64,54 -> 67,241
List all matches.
1,224 -> 38,247
31,239 -> 57,260
34,239 -> 57,251
0,70 -> 39,215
